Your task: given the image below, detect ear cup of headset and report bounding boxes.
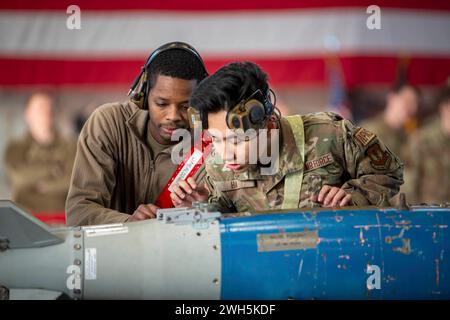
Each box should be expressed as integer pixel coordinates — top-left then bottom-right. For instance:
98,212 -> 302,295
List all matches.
248,103 -> 266,125
231,115 -> 241,129
137,76 -> 148,110
226,110 -> 240,129
225,92 -> 276,131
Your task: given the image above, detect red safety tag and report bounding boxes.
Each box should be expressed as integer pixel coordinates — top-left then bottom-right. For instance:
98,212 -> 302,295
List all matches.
155,132 -> 212,208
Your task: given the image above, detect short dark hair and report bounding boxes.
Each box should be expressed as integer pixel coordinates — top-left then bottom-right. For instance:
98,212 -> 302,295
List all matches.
190,61 -> 269,115
146,49 -> 206,91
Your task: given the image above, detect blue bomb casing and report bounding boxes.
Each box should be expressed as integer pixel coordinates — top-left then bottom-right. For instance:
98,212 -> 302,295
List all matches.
0,200 -> 449,299
220,206 -> 449,299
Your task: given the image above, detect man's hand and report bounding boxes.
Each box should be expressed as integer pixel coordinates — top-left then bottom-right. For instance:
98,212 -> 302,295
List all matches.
128,203 -> 159,221
170,177 -> 209,208
311,185 -> 352,207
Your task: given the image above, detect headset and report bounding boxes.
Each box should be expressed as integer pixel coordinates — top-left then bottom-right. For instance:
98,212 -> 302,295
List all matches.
128,41 -> 208,109
225,88 -> 277,131
188,87 -> 278,132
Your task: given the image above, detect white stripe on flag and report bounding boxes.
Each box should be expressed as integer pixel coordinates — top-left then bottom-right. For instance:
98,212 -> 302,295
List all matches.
1,9 -> 449,57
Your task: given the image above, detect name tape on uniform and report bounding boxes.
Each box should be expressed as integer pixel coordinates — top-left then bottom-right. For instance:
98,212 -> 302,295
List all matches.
305,152 -> 335,171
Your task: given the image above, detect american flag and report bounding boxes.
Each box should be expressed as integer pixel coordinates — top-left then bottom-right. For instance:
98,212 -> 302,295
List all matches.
0,0 -> 449,88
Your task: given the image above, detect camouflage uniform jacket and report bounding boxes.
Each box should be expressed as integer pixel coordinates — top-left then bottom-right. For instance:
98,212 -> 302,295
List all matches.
408,116 -> 450,204
204,112 -> 404,213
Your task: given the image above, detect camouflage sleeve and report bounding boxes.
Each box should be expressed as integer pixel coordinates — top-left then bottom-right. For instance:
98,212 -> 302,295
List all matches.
204,173 -> 237,214
339,120 -> 404,206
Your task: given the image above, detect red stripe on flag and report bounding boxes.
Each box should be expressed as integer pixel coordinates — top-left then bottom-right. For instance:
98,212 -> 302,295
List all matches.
0,56 -> 449,87
1,0 -> 450,11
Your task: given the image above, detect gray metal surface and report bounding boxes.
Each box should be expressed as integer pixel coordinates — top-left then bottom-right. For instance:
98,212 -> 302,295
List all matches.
9,289 -> 63,300
0,228 -> 79,299
82,219 -> 222,299
0,203 -> 222,300
0,200 -> 63,249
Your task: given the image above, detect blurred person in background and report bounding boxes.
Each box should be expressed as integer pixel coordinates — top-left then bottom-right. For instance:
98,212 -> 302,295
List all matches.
408,83 -> 450,205
3,91 -> 77,213
360,83 -> 421,201
361,83 -> 420,162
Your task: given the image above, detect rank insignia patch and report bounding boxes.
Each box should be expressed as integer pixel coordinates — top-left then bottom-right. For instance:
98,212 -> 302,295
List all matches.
354,127 -> 376,146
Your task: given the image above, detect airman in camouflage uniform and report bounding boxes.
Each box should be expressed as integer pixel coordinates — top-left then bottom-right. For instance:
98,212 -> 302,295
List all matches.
203,112 -> 404,212
169,62 -> 404,212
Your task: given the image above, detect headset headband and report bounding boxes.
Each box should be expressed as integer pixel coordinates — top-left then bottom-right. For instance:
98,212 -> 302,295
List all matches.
128,42 -> 208,108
